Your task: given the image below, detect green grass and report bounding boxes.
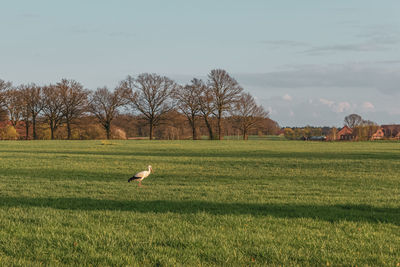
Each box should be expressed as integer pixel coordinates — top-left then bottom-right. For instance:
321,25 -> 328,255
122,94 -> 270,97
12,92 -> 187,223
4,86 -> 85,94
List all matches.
223,135 -> 285,140
0,140 -> 399,266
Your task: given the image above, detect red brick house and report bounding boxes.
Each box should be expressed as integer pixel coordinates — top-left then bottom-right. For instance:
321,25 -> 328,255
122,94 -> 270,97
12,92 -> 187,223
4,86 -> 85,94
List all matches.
372,125 -> 400,140
336,126 -> 355,140
382,125 -> 400,138
371,128 -> 385,140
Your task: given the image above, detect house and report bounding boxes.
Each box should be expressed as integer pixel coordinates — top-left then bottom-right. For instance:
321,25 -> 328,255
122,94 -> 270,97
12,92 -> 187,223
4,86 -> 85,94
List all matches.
371,128 -> 385,140
382,125 -> 400,138
372,125 -> 400,140
336,126 -> 355,140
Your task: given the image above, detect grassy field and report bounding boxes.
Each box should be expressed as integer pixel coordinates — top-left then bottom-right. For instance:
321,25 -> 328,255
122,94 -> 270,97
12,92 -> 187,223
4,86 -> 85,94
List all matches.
0,140 -> 399,266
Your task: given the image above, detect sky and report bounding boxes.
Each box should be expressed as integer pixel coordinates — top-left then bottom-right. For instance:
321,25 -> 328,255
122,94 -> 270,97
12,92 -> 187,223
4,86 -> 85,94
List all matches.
1,0 -> 400,127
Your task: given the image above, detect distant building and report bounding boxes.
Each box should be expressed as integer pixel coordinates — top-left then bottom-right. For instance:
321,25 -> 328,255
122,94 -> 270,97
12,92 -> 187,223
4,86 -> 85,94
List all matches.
382,125 -> 400,138
372,124 -> 400,140
371,128 -> 385,140
336,126 -> 355,140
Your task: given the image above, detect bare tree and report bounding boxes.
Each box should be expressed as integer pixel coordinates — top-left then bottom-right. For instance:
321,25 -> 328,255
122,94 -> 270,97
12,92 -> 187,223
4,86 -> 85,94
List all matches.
57,79 -> 89,139
19,85 -> 32,139
20,98 -> 31,140
361,119 -> 377,126
208,69 -> 243,140
0,79 -> 12,105
231,92 -> 268,140
20,84 -> 43,140
197,82 -> 215,140
174,78 -> 204,140
42,85 -> 65,140
0,79 -> 11,90
88,87 -> 128,139
344,114 -> 363,128
123,73 -> 177,140
3,87 -> 24,127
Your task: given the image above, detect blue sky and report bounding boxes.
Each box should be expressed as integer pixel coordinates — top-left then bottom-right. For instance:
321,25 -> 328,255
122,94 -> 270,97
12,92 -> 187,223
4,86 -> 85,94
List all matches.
1,0 -> 400,126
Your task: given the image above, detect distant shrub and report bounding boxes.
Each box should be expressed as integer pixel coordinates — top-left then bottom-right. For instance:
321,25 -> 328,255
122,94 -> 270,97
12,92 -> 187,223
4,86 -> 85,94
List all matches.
36,128 -> 51,140
112,127 -> 127,140
0,125 -> 19,140
78,124 -> 106,140
284,128 -> 295,140
70,128 -> 82,140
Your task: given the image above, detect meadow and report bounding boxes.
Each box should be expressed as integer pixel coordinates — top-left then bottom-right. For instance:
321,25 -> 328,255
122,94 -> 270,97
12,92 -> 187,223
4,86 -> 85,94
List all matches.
0,140 -> 399,266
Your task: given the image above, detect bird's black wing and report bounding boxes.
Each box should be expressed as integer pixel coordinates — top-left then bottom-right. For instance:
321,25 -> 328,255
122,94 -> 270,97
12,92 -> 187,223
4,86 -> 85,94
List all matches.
128,176 -> 141,182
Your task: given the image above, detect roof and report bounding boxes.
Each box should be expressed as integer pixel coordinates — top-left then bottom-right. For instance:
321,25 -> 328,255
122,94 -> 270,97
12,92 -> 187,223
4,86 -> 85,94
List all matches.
372,128 -> 384,136
381,124 -> 400,131
337,125 -> 353,136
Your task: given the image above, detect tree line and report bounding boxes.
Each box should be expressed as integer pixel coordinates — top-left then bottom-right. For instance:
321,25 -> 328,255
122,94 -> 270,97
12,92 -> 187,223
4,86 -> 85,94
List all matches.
0,69 -> 277,140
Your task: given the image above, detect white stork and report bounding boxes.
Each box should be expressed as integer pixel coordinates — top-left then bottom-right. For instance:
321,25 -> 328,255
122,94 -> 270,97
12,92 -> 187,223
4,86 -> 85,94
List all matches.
128,165 -> 153,186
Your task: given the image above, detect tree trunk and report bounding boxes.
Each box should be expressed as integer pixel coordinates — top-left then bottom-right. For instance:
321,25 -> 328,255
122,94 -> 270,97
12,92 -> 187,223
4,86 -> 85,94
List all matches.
204,116 -> 214,140
149,122 -> 154,140
66,118 -> 72,140
243,129 -> 248,140
32,115 -> 37,140
25,121 -> 30,140
50,124 -> 55,140
190,115 -> 197,140
192,125 -> 197,140
105,123 -> 111,140
217,114 -> 223,140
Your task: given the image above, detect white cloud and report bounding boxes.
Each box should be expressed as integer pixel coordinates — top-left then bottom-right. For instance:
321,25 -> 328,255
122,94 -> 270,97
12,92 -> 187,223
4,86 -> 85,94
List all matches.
333,102 -> 352,113
362,101 -> 375,110
282,93 -> 292,101
319,98 -> 352,113
319,98 -> 334,107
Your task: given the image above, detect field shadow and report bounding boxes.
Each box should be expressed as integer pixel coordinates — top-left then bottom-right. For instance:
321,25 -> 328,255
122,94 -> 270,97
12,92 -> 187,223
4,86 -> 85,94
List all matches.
1,196 -> 399,225
1,149 -> 399,161
0,168 -> 127,182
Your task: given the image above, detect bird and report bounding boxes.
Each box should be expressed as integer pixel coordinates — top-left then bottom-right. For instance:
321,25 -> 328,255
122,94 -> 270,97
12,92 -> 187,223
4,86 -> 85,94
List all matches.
128,165 -> 153,187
